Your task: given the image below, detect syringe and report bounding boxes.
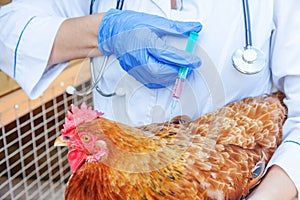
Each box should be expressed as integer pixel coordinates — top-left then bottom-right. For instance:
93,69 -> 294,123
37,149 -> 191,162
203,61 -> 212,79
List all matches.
172,31 -> 199,99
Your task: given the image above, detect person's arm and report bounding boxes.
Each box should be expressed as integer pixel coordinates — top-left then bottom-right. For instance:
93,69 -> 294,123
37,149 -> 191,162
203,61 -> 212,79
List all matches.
247,165 -> 297,200
1,4 -> 201,98
47,13 -> 105,66
0,1 -> 92,99
252,0 -> 300,199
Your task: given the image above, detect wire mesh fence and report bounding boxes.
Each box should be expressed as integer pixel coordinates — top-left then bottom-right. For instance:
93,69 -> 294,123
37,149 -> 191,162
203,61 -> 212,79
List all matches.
0,68 -> 92,200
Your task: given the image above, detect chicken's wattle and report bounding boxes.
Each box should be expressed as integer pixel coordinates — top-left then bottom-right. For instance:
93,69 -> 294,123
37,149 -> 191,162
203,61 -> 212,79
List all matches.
68,149 -> 87,174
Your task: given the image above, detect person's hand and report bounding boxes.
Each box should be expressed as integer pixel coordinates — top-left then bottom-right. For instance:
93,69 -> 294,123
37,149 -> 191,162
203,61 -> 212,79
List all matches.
97,9 -> 202,88
246,165 -> 297,200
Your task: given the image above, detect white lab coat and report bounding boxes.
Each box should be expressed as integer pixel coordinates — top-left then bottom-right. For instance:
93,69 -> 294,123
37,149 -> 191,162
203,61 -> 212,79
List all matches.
0,0 -> 299,198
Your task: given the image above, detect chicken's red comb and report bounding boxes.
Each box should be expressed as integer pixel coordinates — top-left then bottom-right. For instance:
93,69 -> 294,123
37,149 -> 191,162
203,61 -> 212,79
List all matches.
61,103 -> 103,136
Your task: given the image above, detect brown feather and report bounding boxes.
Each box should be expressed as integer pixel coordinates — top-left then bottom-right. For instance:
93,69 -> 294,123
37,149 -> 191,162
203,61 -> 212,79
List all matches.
63,92 -> 286,200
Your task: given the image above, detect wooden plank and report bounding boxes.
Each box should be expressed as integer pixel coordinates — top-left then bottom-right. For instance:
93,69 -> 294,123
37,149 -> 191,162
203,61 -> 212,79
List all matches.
0,59 -> 90,127
0,72 -> 20,97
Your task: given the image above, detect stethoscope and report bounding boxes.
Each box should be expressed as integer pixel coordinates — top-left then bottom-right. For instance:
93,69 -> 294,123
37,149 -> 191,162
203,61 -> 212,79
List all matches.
67,0 -> 266,97
232,0 -> 266,74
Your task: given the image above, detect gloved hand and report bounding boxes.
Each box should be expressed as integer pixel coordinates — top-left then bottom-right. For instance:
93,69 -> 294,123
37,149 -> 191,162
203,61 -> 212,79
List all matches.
98,9 -> 202,88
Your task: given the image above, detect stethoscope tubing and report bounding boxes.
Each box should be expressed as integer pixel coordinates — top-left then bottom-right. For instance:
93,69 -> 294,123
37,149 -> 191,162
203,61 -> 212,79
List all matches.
242,0 -> 252,47
91,0 -> 124,97
89,0 -> 96,15
116,0 -> 125,10
67,0 -> 124,97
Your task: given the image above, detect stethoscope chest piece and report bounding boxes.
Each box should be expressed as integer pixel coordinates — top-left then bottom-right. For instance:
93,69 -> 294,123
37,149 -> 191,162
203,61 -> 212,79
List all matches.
232,46 -> 266,74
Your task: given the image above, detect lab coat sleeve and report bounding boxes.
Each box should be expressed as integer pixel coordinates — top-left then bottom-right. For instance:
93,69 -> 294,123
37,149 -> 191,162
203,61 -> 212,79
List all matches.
0,2 -> 83,99
269,0 -> 300,198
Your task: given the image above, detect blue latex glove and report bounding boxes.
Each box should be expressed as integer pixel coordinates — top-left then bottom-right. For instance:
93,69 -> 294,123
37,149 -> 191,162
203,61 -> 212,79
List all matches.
98,9 -> 202,88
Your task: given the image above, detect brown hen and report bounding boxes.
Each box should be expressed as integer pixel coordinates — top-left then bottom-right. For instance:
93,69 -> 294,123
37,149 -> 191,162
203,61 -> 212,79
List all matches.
55,92 -> 286,200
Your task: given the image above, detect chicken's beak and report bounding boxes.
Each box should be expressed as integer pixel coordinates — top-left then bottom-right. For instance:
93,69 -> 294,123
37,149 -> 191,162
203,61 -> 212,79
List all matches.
54,136 -> 70,147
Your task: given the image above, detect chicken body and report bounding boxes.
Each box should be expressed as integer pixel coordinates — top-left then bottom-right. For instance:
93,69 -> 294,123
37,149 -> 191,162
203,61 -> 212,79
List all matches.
56,93 -> 286,200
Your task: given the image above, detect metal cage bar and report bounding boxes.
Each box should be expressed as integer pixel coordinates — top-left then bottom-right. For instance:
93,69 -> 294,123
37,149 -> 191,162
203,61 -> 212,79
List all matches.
0,60 -> 93,200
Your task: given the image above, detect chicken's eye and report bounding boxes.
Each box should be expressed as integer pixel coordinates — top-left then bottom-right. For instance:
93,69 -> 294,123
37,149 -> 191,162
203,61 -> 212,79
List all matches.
82,135 -> 91,143
63,136 -> 70,141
